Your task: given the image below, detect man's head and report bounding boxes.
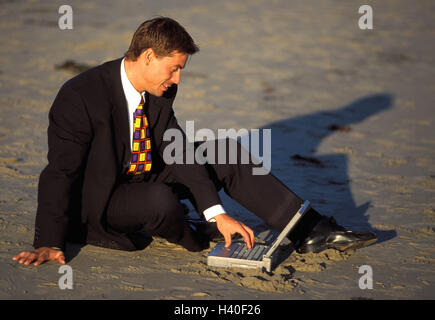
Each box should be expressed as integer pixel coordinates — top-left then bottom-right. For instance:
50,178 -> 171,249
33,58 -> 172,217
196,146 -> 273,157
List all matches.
124,17 -> 199,96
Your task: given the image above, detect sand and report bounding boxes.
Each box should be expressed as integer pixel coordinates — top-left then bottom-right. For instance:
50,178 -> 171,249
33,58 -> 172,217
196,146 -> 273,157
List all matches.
0,0 -> 434,300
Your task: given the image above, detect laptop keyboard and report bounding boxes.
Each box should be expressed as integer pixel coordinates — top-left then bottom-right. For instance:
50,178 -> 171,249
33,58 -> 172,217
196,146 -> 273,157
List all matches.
229,243 -> 268,260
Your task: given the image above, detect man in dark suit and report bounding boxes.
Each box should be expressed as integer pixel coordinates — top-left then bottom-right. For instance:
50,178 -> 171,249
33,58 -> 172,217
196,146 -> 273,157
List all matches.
13,17 -> 377,266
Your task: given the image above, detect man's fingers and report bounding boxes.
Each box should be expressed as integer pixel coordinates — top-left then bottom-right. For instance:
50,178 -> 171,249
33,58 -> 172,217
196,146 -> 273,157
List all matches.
31,249 -> 64,266
224,233 -> 232,248
15,252 -> 31,264
244,224 -> 255,247
238,224 -> 255,248
215,214 -> 255,249
33,255 -> 47,266
239,227 -> 253,249
23,253 -> 37,265
12,251 -> 28,260
56,252 -> 66,264
13,248 -> 64,266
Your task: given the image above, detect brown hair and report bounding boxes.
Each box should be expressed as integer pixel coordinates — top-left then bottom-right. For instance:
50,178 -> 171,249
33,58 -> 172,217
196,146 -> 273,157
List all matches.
124,17 -> 199,60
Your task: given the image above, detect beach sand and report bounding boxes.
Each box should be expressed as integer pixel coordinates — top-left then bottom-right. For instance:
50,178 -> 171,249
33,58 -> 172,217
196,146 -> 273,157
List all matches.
0,0 -> 434,299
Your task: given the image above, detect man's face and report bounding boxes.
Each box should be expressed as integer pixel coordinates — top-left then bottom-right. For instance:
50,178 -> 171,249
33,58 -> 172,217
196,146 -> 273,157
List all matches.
141,50 -> 188,97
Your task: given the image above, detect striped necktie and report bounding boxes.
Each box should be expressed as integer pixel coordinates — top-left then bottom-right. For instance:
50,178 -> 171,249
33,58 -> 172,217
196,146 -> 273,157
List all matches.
127,95 -> 152,175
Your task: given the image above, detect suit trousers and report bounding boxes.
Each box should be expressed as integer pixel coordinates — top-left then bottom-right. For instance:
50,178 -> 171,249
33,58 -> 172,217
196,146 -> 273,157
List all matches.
106,138 -> 322,251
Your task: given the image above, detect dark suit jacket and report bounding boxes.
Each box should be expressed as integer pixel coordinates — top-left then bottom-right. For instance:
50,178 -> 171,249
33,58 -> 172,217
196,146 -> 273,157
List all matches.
33,58 -> 221,251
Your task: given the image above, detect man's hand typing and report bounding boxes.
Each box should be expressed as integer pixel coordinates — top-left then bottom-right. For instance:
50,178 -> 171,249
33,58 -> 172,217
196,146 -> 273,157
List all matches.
214,213 -> 255,249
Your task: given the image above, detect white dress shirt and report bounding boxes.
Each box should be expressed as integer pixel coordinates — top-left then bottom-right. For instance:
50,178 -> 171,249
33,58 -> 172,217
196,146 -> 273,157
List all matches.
119,58 -> 225,222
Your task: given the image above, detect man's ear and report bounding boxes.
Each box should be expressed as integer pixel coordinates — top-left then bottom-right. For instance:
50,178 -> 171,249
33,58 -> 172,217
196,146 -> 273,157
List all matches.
141,48 -> 156,66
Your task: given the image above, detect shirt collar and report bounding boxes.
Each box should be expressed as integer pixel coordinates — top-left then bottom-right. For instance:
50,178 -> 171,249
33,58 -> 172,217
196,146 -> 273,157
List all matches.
120,57 -> 143,107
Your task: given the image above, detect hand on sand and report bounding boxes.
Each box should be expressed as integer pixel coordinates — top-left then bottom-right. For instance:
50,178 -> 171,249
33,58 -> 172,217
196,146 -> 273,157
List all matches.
214,213 -> 255,249
13,247 -> 65,266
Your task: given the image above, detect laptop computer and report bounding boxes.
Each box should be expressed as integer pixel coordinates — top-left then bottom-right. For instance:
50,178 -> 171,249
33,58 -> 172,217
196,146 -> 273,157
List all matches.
207,200 -> 310,273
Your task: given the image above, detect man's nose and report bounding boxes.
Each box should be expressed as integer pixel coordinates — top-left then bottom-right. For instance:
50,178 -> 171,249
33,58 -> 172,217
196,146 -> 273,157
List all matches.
171,69 -> 181,85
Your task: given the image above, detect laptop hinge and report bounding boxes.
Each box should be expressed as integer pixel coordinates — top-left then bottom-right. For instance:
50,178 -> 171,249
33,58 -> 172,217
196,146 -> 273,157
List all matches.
263,200 -> 310,259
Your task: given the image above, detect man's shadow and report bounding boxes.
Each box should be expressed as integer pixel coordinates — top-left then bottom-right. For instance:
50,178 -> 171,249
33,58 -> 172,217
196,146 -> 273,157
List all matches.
222,93 -> 396,246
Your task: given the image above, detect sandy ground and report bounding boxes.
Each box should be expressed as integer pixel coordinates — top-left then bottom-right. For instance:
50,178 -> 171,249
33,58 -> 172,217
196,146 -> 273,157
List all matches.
0,0 -> 434,300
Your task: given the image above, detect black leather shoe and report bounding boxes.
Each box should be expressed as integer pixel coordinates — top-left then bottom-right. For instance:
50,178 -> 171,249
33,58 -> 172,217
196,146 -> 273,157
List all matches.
297,216 -> 378,254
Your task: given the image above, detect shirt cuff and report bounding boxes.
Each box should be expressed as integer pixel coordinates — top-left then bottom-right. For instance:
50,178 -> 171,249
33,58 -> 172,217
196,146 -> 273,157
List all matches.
203,204 -> 226,222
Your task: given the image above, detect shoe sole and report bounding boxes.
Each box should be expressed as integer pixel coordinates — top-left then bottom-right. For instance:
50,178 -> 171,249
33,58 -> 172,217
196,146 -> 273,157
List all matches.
298,237 -> 378,254
332,237 -> 378,252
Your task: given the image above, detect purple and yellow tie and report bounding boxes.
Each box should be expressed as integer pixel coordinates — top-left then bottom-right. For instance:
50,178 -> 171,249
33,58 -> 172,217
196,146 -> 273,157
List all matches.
127,96 -> 152,175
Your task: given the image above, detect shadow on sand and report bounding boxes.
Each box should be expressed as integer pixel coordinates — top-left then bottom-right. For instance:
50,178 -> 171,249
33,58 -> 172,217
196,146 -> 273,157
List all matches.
221,93 -> 397,247
268,93 -> 396,245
